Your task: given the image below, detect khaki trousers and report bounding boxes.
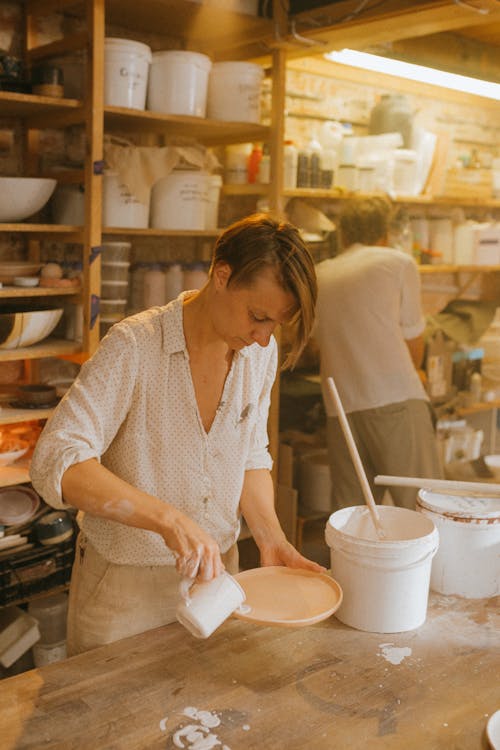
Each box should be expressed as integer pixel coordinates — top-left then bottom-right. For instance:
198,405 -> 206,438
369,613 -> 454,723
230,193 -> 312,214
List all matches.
67,533 -> 240,656
326,399 -> 443,511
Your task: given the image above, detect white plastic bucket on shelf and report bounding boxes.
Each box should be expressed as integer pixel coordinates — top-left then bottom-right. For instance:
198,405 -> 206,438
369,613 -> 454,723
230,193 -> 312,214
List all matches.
325,506 -> 438,633
147,50 -> 212,116
417,490 -> 500,598
104,37 -> 152,110
207,62 -> 264,123
150,170 -> 209,230
102,172 -> 149,229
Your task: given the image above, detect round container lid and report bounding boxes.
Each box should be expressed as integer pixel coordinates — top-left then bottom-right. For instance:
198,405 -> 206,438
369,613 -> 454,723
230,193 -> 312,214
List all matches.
0,486 -> 40,526
105,37 -> 152,61
418,489 -> 500,520
152,49 -> 212,71
211,61 -> 264,78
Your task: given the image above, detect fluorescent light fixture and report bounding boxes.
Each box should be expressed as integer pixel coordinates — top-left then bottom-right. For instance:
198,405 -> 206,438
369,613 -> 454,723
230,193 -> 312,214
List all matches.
325,49 -> 500,101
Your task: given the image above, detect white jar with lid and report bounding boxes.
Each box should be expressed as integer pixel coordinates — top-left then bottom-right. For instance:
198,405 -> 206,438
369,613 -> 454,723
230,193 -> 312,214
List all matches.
392,149 -> 418,195
165,262 -> 184,303
143,263 -> 167,308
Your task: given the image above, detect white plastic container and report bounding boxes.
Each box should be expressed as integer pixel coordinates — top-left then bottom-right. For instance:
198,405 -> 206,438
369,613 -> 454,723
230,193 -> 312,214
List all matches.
51,183 -> 85,225
392,149 -> 418,195
176,571 -> 245,639
33,640 -> 67,667
101,280 -> 129,300
225,143 -> 251,185
28,592 -> 68,645
207,62 -> 264,123
283,141 -> 298,189
325,506 -> 438,633
417,490 -> 500,598
143,264 -> 167,307
298,450 -> 332,514
102,172 -> 149,229
100,298 -> 127,317
205,174 -> 222,229
164,262 -> 184,303
150,170 -> 209,230
101,241 -> 131,262
101,260 -> 130,282
147,50 -> 212,116
0,607 -> 40,668
104,37 -> 152,110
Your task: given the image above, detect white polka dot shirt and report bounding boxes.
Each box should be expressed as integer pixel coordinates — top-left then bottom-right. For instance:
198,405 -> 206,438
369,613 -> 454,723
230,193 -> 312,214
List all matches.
30,293 -> 276,566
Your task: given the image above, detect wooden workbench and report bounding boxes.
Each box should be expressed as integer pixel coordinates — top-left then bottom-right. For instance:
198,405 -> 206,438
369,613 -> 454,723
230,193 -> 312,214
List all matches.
0,593 -> 498,749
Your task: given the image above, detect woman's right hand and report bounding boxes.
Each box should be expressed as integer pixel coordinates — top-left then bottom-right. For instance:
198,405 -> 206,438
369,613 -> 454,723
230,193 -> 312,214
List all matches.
160,506 -> 224,582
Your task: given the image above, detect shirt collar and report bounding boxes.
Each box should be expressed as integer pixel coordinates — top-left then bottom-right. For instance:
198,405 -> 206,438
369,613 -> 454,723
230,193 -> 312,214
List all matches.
162,291 -> 252,359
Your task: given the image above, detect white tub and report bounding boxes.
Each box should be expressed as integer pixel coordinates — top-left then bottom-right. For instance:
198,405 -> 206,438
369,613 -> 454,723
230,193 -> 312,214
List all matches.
147,50 -> 211,116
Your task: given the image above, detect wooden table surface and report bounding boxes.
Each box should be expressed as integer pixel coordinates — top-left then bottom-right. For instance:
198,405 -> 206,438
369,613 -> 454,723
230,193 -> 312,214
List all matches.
0,593 -> 498,750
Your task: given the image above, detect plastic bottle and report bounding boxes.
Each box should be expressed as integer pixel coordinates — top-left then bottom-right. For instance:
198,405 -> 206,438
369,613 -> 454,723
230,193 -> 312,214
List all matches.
470,371 -> 482,402
247,143 -> 263,184
258,144 -> 270,183
296,146 -> 310,188
283,141 -> 298,189
308,134 -> 322,189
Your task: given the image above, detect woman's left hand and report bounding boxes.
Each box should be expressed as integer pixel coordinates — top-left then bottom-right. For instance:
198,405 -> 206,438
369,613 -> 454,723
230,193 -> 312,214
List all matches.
259,538 -> 326,573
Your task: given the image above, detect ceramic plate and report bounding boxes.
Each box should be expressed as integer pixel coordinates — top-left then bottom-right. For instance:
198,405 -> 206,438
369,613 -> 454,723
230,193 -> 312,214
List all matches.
233,566 -> 343,627
0,486 -> 40,526
487,710 -> 500,750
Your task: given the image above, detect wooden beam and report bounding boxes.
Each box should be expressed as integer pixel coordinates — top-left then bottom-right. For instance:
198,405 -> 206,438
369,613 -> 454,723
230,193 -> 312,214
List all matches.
267,1 -> 500,61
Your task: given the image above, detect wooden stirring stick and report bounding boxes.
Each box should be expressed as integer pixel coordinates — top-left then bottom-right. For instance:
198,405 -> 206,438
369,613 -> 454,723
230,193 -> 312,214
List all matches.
374,474 -> 500,497
326,376 -> 385,539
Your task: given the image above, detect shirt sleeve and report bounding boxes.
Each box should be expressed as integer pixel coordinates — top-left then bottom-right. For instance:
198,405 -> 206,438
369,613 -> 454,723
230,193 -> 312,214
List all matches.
30,322 -> 139,509
399,255 -> 425,340
244,339 -> 277,472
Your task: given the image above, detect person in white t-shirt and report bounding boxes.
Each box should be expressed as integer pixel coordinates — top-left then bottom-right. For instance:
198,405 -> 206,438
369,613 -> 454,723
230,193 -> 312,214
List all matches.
315,195 -> 442,511
30,213 -> 324,654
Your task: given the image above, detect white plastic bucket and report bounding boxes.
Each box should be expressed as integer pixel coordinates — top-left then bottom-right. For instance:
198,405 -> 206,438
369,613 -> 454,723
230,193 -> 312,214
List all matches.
104,37 -> 152,110
207,62 -> 264,123
417,490 -> 500,598
102,172 -> 149,229
325,506 -> 438,633
205,174 -> 222,230
298,450 -> 332,514
147,50 -> 212,116
150,171 -> 208,230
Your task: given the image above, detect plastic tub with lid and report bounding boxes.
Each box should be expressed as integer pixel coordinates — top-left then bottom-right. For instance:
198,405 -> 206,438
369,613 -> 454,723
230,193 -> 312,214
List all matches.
104,37 -> 152,110
207,62 -> 264,123
147,50 -> 211,117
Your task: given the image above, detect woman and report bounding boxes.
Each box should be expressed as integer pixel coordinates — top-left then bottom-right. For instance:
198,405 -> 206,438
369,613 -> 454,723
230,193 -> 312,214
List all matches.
30,213 -> 323,654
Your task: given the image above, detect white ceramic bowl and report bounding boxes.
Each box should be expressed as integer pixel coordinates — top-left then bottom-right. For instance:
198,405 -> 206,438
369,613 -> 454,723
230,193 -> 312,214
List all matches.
0,262 -> 43,284
484,454 -> 500,479
0,177 -> 57,222
13,276 -> 40,287
0,441 -> 29,466
0,308 -> 63,349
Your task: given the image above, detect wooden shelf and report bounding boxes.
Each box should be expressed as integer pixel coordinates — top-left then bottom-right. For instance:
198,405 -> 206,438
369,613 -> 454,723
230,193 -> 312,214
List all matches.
222,184 -> 269,196
0,407 -> 55,426
0,461 -> 31,488
0,286 -> 81,299
282,188 -> 500,208
0,339 -> 81,362
0,223 -> 84,241
103,227 -> 221,237
418,264 -> 500,273
104,107 -> 271,145
0,91 -> 81,118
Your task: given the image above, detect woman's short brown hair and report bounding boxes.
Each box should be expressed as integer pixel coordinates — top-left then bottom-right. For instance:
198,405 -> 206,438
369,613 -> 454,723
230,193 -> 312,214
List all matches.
210,213 -> 317,369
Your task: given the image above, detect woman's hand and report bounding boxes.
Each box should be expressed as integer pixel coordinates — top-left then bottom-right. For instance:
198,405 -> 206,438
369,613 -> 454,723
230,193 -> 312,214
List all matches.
259,538 -> 326,573
160,506 -> 225,582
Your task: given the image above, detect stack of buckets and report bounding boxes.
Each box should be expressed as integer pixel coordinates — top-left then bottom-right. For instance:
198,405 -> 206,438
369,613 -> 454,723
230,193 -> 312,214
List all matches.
325,491 -> 499,633
100,242 -> 131,337
102,37 -> 264,231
